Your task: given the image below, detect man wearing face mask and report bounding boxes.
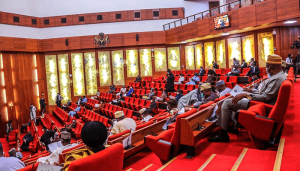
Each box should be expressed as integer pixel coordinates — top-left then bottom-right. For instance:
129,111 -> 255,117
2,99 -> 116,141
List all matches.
144,88 -> 155,100
196,83 -> 218,108
246,61 -> 260,79
199,66 -> 206,76
125,87 -> 134,97
209,55 -> 286,142
186,73 -> 200,85
177,83 -> 203,110
166,69 -> 175,92
216,80 -> 232,97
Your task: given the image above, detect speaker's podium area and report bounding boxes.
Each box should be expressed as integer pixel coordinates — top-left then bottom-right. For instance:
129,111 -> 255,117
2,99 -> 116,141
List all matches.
0,0 -> 299,170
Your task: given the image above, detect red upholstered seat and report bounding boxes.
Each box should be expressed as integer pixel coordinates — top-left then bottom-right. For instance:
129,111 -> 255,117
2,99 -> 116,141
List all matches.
68,143 -> 124,171
108,130 -> 131,141
145,108 -> 197,163
136,121 -> 154,130
238,80 -> 293,149
17,163 -> 39,171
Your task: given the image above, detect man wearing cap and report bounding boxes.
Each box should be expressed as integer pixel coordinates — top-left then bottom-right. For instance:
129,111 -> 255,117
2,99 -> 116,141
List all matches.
166,69 -> 175,92
0,143 -> 25,171
162,99 -> 185,130
194,83 -> 218,108
209,55 -> 287,142
8,148 -> 23,160
139,108 -> 153,122
37,131 -> 77,165
110,111 -> 136,135
186,73 -> 201,85
216,80 -> 232,97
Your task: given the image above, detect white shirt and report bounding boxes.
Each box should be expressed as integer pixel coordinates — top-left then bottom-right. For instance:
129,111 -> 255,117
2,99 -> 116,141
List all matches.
120,88 -> 126,93
142,115 -> 153,122
0,157 -> 25,171
286,57 -> 293,65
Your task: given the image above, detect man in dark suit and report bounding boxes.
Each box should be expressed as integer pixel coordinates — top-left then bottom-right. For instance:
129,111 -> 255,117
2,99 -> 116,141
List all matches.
39,97 -> 46,114
134,75 -> 142,82
213,62 -> 219,69
40,129 -> 56,150
6,121 -> 13,141
241,59 -> 247,69
166,69 -> 175,92
246,61 -> 260,78
20,131 -> 33,151
199,66 -> 206,76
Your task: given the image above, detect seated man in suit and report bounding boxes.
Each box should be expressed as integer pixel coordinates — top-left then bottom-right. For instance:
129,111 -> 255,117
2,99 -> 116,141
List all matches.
213,61 -> 219,69
143,88 -> 155,100
175,73 -> 185,84
134,75 -> 142,82
232,57 -> 240,68
62,100 -> 72,111
246,61 -> 260,80
208,55 -> 287,142
241,59 -> 247,69
199,66 -> 206,76
20,131 -> 33,151
186,73 -> 200,85
68,105 -> 81,118
227,66 -> 240,76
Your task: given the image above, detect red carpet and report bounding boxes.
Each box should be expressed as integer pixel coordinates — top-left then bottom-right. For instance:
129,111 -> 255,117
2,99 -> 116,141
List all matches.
281,80 -> 300,170
124,80 -> 300,171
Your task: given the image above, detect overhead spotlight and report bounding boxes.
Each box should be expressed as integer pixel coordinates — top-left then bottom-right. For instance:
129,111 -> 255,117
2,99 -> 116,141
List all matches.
284,20 -> 297,24
222,33 -> 230,36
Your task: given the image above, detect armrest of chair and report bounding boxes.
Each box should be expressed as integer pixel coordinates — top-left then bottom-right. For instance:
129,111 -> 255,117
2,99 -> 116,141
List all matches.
145,135 -> 173,162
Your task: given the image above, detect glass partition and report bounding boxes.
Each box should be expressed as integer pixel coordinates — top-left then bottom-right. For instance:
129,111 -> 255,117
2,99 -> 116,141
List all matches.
71,53 -> 85,96
58,54 -> 71,104
112,50 -> 125,85
139,49 -> 152,76
167,47 -> 181,71
216,39 -> 226,69
185,45 -> 195,70
154,48 -> 167,72
45,55 -> 59,105
126,50 -> 139,77
228,37 -> 242,66
98,51 -> 112,86
242,35 -> 255,63
258,32 -> 274,67
204,42 -> 215,69
84,52 -> 97,95
195,44 -> 203,69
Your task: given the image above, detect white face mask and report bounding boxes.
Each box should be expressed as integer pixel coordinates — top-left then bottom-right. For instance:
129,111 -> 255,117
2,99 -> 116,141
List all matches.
177,92 -> 179,94
167,106 -> 169,110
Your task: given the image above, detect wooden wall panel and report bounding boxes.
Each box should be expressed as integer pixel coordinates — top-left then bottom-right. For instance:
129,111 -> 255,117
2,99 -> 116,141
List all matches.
238,5 -> 256,30
197,18 -> 210,37
276,27 -> 300,59
255,0 -> 277,25
276,0 -> 300,21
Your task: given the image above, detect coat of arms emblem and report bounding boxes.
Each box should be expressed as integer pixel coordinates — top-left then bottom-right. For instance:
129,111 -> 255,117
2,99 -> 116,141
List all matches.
94,32 -> 110,48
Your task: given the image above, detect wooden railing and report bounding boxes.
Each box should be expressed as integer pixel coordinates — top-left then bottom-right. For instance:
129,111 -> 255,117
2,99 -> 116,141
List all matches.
163,0 -> 265,30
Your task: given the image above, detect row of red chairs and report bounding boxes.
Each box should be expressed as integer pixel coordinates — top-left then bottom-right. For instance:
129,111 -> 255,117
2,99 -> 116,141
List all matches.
85,98 -> 99,108
81,110 -> 110,127
68,102 -> 78,111
53,107 -> 70,123
97,92 -> 114,102
121,97 -> 153,111
128,82 -> 141,88
71,122 -> 84,139
142,82 -> 166,91
41,114 -> 53,130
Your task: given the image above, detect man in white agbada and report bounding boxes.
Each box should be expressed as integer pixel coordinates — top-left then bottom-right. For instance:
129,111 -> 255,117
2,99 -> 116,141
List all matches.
37,131 -> 77,165
110,111 -> 136,135
177,84 -> 203,110
29,104 -> 36,122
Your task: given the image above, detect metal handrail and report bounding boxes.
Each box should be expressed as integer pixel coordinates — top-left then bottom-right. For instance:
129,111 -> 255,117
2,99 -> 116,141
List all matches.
163,0 -> 264,30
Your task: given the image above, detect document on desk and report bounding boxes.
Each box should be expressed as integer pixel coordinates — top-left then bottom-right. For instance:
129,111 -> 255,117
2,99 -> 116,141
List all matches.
37,163 -> 62,171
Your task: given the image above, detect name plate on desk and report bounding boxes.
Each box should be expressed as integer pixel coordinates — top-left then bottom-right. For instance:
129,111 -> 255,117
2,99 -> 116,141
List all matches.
37,163 -> 63,171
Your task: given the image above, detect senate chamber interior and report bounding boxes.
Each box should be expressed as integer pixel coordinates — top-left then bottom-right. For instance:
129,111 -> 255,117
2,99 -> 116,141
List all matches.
0,0 -> 299,170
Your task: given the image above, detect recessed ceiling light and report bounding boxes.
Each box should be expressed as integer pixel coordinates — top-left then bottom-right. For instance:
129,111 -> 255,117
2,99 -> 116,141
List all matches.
284,21 -> 297,24
222,33 -> 230,36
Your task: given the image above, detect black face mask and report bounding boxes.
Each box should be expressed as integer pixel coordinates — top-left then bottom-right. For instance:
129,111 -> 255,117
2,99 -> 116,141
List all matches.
218,89 -> 223,93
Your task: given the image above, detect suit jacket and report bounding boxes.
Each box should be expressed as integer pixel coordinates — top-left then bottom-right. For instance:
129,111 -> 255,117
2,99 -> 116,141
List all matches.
134,77 -> 142,82
39,99 -> 46,107
66,101 -> 72,106
213,63 -> 219,69
41,130 -> 55,144
248,66 -> 260,77
149,102 -> 157,110
233,60 -> 240,66
199,69 -> 206,76
241,62 -> 247,68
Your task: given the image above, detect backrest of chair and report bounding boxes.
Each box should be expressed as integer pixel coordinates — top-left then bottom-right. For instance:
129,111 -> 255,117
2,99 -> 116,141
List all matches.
145,100 -> 151,107
126,110 -> 133,118
129,97 -> 134,103
99,115 -> 104,122
136,121 -> 154,130
68,144 -> 124,171
170,108 -> 197,155
179,84 -> 186,90
187,85 -> 194,90
139,99 -> 145,105
219,76 -> 227,82
229,76 -> 238,83
202,76 -> 208,81
156,91 -> 162,97
134,98 -> 140,105
268,80 -> 292,139
108,130 -> 131,141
